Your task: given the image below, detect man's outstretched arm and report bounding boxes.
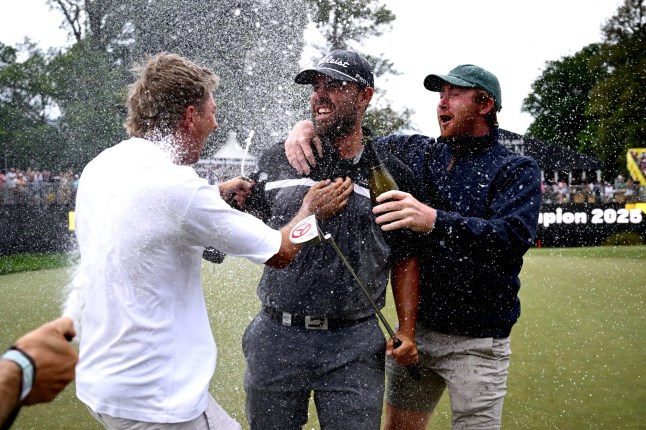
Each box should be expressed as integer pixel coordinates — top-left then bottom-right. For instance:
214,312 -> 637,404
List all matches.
1,317 -> 78,428
284,120 -> 320,175
387,255 -> 419,366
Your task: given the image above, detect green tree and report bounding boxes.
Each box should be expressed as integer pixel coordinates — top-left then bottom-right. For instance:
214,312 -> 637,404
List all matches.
308,0 -> 396,49
50,0 -> 310,156
45,0 -> 132,170
48,40 -> 128,171
583,0 -> 646,178
521,44 -> 608,152
522,0 -> 646,180
16,0 -> 408,170
48,0 -> 133,54
362,104 -> 413,138
305,0 -> 412,135
0,42 -> 65,170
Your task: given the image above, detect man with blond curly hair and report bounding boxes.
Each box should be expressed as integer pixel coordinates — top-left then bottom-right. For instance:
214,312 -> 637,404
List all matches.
68,52 -> 352,430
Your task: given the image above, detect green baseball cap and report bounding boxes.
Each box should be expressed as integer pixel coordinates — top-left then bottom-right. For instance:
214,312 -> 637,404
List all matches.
423,64 -> 502,112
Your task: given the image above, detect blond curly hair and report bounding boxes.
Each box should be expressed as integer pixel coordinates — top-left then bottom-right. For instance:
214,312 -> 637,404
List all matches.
124,53 -> 219,138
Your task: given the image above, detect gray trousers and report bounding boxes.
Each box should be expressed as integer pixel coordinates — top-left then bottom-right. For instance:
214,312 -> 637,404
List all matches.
386,327 -> 511,429
86,394 -> 241,429
243,311 -> 386,430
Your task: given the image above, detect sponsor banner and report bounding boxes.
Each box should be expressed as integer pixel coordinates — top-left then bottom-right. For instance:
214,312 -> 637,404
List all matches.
536,203 -> 646,247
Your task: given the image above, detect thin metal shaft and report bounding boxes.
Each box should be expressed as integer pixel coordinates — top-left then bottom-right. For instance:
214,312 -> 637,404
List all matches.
324,234 -> 397,340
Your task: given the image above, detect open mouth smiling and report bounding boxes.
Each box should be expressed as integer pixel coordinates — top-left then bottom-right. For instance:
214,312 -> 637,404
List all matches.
440,114 -> 452,125
316,105 -> 334,119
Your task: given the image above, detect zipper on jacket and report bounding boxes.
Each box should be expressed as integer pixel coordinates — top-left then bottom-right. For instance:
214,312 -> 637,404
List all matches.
447,144 -> 459,171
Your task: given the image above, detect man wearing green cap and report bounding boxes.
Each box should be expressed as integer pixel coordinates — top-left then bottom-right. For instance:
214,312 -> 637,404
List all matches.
284,64 -> 541,429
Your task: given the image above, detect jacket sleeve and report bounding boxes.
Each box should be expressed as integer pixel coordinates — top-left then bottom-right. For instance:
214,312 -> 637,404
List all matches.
430,155 -> 541,265
373,134 -> 436,160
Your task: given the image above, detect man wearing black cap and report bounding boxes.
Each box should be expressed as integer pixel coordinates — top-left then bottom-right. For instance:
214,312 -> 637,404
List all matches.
284,64 -> 541,429
241,50 -> 420,429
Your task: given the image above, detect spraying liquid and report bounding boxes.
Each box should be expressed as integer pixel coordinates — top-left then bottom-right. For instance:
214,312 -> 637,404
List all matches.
240,130 -> 254,180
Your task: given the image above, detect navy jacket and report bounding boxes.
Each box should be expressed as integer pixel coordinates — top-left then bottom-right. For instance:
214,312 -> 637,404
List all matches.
376,128 -> 541,338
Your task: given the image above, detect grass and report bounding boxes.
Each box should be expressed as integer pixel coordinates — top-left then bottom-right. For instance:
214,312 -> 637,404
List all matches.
0,252 -> 73,276
1,246 -> 644,429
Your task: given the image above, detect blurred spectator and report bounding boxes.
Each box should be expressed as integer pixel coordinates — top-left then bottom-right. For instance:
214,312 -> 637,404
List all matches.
33,170 -> 43,190
592,181 -> 603,202
206,166 -> 217,185
558,180 -> 569,203
540,180 -> 554,203
0,167 -> 80,206
6,168 -> 17,189
603,182 -> 614,203
551,181 -> 561,203
614,174 -> 625,190
625,178 -> 637,203
16,173 -> 27,191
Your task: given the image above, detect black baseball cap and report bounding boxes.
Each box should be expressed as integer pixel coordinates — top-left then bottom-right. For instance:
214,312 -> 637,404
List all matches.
295,50 -> 374,89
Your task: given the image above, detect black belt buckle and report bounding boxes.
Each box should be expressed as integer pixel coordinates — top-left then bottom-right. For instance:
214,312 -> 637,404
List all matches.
305,315 -> 328,330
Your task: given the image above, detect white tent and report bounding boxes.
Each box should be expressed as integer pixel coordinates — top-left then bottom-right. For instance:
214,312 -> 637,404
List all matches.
196,131 -> 257,180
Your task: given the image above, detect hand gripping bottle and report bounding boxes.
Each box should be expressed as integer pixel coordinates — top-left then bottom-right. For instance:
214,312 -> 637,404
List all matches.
367,140 -> 398,205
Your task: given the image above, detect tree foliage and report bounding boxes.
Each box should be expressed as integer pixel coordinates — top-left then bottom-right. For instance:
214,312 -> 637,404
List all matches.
523,0 -> 646,179
583,0 -> 646,178
0,42 -> 65,170
522,44 -> 608,151
48,40 -> 128,170
363,104 -> 413,138
305,0 -> 412,135
307,0 -> 395,49
49,0 -> 310,156
2,0 -> 410,170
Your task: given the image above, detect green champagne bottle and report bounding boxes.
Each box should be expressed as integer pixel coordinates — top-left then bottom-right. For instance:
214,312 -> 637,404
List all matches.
367,140 -> 398,205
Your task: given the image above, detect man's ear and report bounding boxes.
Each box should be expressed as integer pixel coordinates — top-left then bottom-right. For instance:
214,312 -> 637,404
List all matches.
360,87 -> 374,109
181,105 -> 197,129
479,97 -> 495,116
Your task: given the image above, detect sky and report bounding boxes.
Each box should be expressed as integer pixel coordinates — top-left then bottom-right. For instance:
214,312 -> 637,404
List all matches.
0,0 -> 624,138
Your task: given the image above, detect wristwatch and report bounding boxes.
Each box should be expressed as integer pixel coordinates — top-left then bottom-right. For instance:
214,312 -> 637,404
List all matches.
2,346 -> 36,401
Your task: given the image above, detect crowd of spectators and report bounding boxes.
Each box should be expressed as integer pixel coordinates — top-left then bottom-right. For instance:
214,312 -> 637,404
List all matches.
541,174 -> 642,205
2,164 -> 642,207
1,162 -> 249,206
0,167 -> 79,205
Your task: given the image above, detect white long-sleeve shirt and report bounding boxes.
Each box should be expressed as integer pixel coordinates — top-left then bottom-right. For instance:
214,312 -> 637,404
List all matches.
70,137 -> 281,422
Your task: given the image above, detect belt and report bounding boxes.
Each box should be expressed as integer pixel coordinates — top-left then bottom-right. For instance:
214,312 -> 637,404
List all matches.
262,306 -> 374,330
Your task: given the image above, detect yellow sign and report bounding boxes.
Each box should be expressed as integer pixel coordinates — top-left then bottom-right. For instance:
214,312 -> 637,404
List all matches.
625,203 -> 646,215
627,148 -> 646,186
68,211 -> 75,231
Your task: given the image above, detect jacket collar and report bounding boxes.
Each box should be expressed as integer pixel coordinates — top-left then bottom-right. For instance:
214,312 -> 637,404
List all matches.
438,127 -> 499,156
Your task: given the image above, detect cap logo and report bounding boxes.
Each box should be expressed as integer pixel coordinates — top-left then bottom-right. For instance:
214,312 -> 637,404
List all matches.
355,74 -> 368,86
318,55 -> 350,68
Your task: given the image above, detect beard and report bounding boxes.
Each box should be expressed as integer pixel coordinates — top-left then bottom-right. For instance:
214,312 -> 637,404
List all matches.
438,105 -> 483,138
312,109 -> 357,142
